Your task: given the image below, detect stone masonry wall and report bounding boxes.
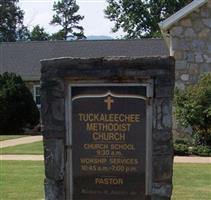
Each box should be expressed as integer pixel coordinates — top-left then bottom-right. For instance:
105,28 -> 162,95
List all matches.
170,1 -> 211,90
169,1 -> 211,138
41,57 -> 175,200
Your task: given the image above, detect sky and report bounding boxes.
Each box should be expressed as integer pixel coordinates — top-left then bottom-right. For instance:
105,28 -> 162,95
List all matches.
18,0 -> 124,38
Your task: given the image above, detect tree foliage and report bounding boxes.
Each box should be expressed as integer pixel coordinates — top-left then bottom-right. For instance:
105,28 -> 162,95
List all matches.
0,73 -> 40,134
50,30 -> 67,41
50,0 -> 85,40
30,25 -> 50,41
175,73 -> 211,145
105,0 -> 192,38
0,0 -> 29,42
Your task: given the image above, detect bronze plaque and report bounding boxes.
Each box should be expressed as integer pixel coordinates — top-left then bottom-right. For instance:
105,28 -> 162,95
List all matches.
72,86 -> 147,200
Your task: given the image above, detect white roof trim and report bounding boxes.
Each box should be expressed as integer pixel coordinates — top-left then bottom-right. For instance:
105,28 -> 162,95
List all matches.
159,0 -> 208,31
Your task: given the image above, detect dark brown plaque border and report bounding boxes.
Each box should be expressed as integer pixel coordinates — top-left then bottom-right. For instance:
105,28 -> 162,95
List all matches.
65,83 -> 153,200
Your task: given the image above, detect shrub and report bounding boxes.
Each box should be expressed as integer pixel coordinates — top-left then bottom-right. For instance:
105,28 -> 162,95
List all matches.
192,145 -> 211,157
174,143 -> 189,156
174,73 -> 211,146
0,72 -> 40,133
174,139 -> 190,145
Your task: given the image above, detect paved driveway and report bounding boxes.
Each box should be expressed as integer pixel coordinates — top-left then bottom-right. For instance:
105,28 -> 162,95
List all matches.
0,136 -> 42,148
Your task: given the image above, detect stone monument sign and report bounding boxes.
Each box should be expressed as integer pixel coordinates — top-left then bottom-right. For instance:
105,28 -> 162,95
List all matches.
72,85 -> 148,200
41,57 -> 175,200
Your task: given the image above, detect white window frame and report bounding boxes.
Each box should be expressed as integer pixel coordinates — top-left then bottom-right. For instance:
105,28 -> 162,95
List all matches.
33,85 -> 41,108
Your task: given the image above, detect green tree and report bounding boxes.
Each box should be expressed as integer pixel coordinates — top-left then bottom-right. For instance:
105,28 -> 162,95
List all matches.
0,73 -> 40,134
50,0 -> 85,40
30,25 -> 50,41
0,0 -> 29,42
16,25 -> 30,41
105,0 -> 192,38
175,73 -> 211,146
50,31 -> 65,41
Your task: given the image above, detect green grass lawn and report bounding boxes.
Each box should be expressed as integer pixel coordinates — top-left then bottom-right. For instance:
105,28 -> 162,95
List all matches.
172,163 -> 211,200
0,141 -> 44,155
0,135 -> 26,141
0,162 -> 210,200
0,161 -> 44,200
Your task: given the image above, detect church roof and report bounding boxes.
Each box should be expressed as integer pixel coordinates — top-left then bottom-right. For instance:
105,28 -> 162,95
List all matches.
0,39 -> 168,81
159,0 -> 208,31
